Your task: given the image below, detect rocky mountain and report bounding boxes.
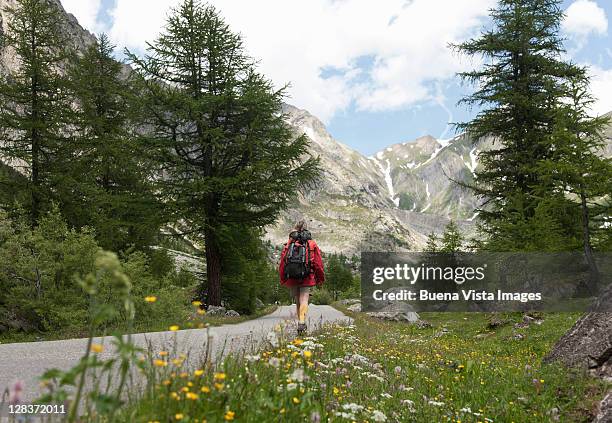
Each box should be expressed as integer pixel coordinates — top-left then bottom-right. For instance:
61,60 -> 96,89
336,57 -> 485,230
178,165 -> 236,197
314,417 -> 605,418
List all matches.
267,106 -> 612,254
265,105 -> 480,254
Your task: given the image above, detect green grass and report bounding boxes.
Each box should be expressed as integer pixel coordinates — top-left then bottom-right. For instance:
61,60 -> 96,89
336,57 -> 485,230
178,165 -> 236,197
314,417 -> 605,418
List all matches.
0,306 -> 277,344
113,309 -> 608,422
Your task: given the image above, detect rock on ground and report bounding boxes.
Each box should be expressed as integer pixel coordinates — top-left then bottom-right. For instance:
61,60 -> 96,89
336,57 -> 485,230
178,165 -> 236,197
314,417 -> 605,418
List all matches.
544,312 -> 612,379
347,303 -> 361,313
593,391 -> 612,423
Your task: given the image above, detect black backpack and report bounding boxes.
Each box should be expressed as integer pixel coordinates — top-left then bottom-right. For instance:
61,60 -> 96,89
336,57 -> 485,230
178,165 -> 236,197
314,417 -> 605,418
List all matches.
284,231 -> 312,280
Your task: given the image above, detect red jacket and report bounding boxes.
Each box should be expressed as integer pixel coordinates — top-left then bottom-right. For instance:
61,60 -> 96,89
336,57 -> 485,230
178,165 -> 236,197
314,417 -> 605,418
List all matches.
279,238 -> 325,287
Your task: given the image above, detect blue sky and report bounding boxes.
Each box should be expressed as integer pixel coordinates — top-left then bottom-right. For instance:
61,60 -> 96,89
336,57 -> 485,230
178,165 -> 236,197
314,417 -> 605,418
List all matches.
61,0 -> 612,156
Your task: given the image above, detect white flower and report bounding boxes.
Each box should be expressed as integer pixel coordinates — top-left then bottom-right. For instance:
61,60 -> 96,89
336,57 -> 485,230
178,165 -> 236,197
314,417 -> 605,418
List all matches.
341,403 -> 364,413
334,412 -> 356,420
291,368 -> 305,383
428,400 -> 445,407
268,357 -> 280,368
371,410 -> 387,422
245,354 -> 260,362
286,383 -> 298,391
266,331 -> 279,347
380,393 -> 392,399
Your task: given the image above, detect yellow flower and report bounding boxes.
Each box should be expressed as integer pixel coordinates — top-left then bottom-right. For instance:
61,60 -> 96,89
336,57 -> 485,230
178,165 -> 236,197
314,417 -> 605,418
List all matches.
214,383 -> 224,390
162,380 -> 171,386
214,372 -> 226,380
153,359 -> 168,367
180,387 -> 190,393
169,325 -> 180,332
303,350 -> 312,359
90,344 -> 104,353
159,351 -> 169,357
172,359 -> 184,366
293,339 -> 304,346
201,386 -> 211,393
180,372 -> 189,378
192,300 -> 202,306
197,309 -> 206,315
224,411 -> 235,421
194,369 -> 204,377
333,387 -> 340,395
186,392 -> 199,400
145,296 -> 157,303
292,397 -> 300,404
175,414 -> 184,420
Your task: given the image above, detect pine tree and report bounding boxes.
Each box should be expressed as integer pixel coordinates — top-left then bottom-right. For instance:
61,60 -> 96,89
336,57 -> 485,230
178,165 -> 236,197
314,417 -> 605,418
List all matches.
127,0 -> 320,305
0,0 -> 73,226
325,254 -> 353,300
454,0 -> 584,249
440,220 -> 463,253
539,77 -> 612,292
66,34 -> 160,251
424,231 -> 439,253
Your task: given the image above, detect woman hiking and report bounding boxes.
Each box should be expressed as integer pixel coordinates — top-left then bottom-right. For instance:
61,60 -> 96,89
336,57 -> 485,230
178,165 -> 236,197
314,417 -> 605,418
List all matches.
279,220 -> 325,335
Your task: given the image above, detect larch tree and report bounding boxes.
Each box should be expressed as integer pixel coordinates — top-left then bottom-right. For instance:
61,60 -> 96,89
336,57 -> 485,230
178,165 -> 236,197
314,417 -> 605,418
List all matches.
0,0 -> 73,226
127,0 -> 319,305
454,0 -> 584,250
67,34 -> 161,251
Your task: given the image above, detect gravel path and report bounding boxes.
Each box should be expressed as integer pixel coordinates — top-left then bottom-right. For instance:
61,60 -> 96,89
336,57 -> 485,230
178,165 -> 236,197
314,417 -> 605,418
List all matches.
0,305 -> 349,404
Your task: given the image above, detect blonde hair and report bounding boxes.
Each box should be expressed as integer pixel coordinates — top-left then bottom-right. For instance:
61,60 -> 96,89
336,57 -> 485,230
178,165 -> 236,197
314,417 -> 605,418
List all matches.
294,220 -> 307,232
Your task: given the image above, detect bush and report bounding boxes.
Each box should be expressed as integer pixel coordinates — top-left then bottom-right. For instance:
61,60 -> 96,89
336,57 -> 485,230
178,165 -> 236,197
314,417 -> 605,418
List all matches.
310,288 -> 333,305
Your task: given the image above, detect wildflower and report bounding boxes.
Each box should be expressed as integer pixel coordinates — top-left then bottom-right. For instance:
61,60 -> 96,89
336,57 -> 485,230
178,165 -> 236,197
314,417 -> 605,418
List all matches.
292,397 -> 300,404
186,392 -> 199,400
153,359 -> 168,367
394,366 -> 402,374
8,381 -> 24,405
342,403 -> 364,413
175,414 -> 184,420
215,383 -> 224,390
159,351 -> 169,357
371,410 -> 387,422
194,369 -> 204,377
145,296 -> 157,303
197,309 -> 206,315
303,350 -> 313,359
162,380 -> 171,386
224,411 -> 235,421
214,372 -> 226,380
90,344 -> 104,353
169,325 -> 180,332
291,368 -> 305,383
310,411 -> 321,423
293,339 -> 304,346
266,331 -> 279,347
268,357 -> 281,368
245,354 -> 260,362
286,383 -> 298,391
192,300 -> 202,306
201,386 -> 211,393
172,359 -> 184,366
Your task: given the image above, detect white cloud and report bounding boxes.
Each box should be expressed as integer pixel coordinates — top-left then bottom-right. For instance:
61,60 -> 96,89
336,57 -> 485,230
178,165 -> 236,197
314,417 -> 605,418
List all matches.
589,66 -> 612,115
60,0 -> 103,34
107,0 -> 494,122
563,0 -> 608,39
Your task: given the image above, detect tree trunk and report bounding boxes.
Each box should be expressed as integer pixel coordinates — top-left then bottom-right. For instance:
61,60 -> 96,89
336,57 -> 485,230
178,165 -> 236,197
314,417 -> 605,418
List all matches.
205,227 -> 222,306
580,190 -> 599,295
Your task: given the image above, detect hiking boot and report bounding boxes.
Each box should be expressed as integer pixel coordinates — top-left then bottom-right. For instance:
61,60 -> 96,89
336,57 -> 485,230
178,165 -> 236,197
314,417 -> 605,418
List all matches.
297,322 -> 307,336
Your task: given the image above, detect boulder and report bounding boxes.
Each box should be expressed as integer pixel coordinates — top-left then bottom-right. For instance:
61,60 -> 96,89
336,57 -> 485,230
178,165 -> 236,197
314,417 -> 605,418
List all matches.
347,303 -> 361,313
544,312 -> 612,379
225,310 -> 240,317
206,305 -> 227,316
255,298 -> 265,309
366,301 -> 420,323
